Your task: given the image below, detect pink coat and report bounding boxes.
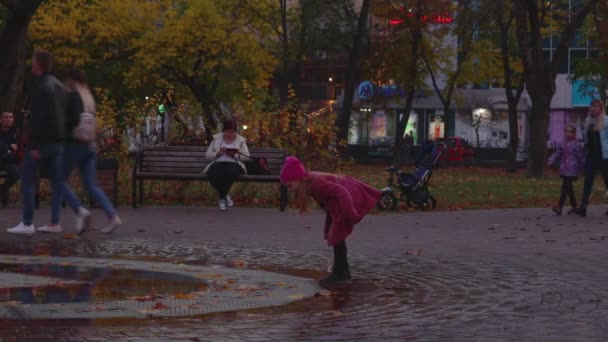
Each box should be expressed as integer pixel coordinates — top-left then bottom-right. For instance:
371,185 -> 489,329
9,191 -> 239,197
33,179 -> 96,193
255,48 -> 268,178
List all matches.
308,171 -> 382,245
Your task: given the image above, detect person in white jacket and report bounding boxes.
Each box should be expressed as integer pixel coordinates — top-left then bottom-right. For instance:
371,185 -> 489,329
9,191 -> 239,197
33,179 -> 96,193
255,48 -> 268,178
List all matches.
203,118 -> 250,210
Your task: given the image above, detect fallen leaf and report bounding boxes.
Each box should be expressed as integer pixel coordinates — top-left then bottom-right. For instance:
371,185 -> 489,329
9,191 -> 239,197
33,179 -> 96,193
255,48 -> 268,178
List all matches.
172,293 -> 198,300
153,302 -> 169,310
404,249 -> 422,256
229,260 -> 248,268
128,295 -> 162,302
2,301 -> 21,306
287,293 -> 305,300
545,239 -> 556,242
63,233 -> 79,240
314,290 -> 334,297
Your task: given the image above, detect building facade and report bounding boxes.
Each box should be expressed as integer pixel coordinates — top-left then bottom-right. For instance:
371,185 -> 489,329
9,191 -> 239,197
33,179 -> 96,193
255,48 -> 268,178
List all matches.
340,0 -> 600,160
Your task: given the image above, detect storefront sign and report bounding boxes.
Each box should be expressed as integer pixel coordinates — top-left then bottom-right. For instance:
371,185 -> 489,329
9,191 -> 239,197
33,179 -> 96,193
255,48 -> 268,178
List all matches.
358,81 -> 375,101
571,80 -> 600,107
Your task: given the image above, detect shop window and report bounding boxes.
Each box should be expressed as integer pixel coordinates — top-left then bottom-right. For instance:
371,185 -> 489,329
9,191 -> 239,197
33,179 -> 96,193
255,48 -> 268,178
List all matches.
429,115 -> 445,140
569,49 -> 587,74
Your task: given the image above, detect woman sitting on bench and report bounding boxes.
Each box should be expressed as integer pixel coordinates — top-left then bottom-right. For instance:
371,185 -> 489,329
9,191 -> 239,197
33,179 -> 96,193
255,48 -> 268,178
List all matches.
203,118 -> 250,210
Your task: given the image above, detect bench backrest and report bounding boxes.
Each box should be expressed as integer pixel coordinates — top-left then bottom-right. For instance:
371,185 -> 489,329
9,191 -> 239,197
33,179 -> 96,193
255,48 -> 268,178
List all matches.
138,146 -> 286,176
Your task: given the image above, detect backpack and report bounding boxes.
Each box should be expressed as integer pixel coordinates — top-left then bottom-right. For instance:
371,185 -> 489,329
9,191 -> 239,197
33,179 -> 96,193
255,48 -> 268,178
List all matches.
73,112 -> 97,143
244,156 -> 270,175
72,85 -> 97,143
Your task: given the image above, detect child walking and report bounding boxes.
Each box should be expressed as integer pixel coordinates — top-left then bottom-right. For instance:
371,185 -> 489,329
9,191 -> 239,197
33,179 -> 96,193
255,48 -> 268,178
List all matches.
548,124 -> 584,215
280,156 -> 381,285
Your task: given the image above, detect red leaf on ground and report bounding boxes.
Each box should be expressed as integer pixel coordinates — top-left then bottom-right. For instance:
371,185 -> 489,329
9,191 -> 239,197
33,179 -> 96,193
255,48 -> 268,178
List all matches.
153,302 -> 169,310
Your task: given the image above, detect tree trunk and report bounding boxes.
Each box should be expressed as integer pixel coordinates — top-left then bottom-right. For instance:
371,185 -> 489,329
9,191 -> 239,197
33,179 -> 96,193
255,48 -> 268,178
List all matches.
279,0 -> 289,102
505,105 -> 519,172
187,83 -> 220,143
526,91 -> 551,177
0,0 -> 43,112
337,0 -> 371,149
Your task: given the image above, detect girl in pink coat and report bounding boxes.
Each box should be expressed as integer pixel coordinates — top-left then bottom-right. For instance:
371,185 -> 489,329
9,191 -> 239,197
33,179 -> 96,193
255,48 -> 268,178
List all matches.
280,156 -> 382,285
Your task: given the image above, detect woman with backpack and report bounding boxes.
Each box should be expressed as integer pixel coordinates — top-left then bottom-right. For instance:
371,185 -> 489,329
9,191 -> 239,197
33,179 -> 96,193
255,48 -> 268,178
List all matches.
61,68 -> 122,234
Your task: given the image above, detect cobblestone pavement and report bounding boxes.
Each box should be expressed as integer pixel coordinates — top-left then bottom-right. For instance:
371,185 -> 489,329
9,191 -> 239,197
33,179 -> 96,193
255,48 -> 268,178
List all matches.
1,205 -> 608,341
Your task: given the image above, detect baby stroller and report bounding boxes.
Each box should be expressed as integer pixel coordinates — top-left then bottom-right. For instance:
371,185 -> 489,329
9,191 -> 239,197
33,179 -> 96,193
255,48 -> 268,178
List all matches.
377,140 -> 442,210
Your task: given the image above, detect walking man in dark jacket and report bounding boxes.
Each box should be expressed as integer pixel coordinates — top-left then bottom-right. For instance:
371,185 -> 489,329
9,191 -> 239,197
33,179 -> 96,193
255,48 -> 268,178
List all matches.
7,51 -> 67,234
0,111 -> 20,207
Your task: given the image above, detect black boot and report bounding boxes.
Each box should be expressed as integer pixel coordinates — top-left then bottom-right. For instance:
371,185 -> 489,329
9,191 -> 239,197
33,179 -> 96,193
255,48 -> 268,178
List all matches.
320,241 -> 351,285
552,206 -> 562,215
320,265 -> 351,285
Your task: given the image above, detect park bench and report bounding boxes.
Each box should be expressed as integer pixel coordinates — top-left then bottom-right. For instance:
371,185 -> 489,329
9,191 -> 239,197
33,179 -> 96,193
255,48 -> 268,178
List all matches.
132,145 -> 288,211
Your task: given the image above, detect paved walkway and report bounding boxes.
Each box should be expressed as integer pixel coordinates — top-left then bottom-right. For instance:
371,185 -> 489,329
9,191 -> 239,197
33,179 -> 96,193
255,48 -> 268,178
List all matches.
1,205 -> 608,341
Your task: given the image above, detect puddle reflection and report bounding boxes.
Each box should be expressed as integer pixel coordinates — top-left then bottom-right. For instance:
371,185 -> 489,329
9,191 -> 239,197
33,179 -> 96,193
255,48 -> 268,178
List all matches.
0,263 -> 205,304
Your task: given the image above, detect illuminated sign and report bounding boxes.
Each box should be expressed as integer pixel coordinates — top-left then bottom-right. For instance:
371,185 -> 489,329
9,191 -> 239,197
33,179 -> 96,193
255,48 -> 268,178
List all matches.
358,81 -> 375,101
389,10 -> 453,25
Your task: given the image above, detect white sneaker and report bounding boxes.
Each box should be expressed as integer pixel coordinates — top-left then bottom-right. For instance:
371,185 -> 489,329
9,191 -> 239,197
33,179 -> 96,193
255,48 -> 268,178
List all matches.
218,198 -> 227,211
75,207 -> 92,235
6,222 -> 35,234
99,215 -> 122,234
225,195 -> 234,208
37,224 -> 62,233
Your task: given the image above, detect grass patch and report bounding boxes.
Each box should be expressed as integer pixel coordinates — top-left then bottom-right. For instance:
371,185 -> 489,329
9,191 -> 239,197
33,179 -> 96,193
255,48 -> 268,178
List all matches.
348,165 -> 607,210
31,164 -> 608,211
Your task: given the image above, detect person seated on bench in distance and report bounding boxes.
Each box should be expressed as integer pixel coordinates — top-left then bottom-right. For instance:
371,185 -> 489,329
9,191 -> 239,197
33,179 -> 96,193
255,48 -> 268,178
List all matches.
203,118 -> 250,210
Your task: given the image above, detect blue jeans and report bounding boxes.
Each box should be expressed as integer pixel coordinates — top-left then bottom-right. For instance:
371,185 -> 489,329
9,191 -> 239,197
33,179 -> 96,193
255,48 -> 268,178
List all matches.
21,144 -> 64,225
62,143 -> 116,219
581,157 -> 608,207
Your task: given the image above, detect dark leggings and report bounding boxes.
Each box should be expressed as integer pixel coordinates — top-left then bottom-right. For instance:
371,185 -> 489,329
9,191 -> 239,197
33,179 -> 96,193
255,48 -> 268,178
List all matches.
559,176 -> 577,209
206,162 -> 243,199
333,241 -> 348,269
581,158 -> 608,207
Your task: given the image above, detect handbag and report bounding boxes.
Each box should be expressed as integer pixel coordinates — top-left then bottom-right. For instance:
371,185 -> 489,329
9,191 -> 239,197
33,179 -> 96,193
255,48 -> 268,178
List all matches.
239,152 -> 270,175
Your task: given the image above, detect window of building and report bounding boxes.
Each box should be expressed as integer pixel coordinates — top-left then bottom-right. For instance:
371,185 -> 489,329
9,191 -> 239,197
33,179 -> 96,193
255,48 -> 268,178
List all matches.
569,49 -> 588,74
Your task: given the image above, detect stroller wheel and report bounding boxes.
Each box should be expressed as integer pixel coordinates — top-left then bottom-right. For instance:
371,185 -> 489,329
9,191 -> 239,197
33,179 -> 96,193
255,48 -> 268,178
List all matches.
406,200 -> 420,209
429,196 -> 437,209
377,192 -> 398,210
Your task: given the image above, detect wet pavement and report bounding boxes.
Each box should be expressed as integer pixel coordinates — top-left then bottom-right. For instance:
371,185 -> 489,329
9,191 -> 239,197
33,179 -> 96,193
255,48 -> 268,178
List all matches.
1,205 -> 608,341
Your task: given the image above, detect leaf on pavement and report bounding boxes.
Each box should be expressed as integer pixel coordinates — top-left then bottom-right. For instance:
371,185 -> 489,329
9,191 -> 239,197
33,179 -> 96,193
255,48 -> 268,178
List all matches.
172,293 -> 198,300
153,302 -> 169,310
287,293 -> 305,300
229,260 -> 248,268
63,233 -> 79,240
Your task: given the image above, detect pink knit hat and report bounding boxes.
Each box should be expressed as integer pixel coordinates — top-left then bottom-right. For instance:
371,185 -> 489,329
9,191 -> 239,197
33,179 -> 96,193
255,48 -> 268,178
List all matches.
280,156 -> 307,184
